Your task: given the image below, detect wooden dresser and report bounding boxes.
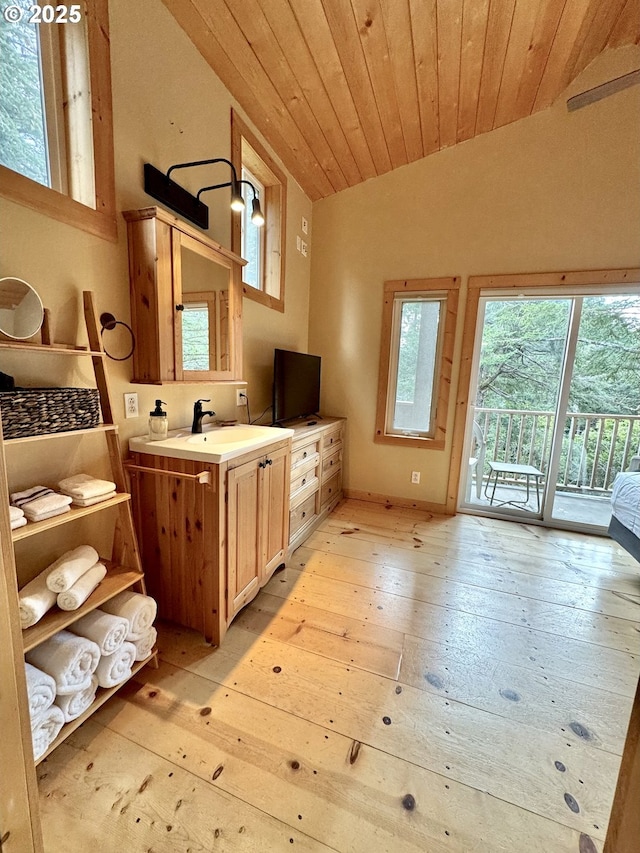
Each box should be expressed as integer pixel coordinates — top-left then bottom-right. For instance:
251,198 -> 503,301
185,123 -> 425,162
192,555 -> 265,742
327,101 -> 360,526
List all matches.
287,417 -> 345,553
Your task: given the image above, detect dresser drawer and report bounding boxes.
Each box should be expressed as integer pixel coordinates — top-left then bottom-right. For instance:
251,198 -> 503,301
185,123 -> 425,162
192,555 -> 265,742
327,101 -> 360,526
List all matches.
322,426 -> 342,451
290,475 -> 319,509
290,493 -> 318,538
320,470 -> 341,508
291,440 -> 320,469
291,463 -> 319,498
322,445 -> 342,476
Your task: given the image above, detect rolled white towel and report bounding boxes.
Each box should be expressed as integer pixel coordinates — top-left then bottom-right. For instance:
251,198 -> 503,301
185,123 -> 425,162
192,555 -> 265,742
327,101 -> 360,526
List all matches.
24,662 -> 56,718
25,629 -> 100,695
56,562 -> 107,611
95,642 -> 136,688
67,608 -> 128,655
19,567 -> 57,629
54,676 -> 98,722
59,473 -> 117,500
45,545 -> 100,593
9,505 -> 24,522
68,491 -> 117,508
11,486 -> 72,521
11,515 -> 28,530
31,704 -> 65,761
131,626 -> 157,661
101,591 -> 157,641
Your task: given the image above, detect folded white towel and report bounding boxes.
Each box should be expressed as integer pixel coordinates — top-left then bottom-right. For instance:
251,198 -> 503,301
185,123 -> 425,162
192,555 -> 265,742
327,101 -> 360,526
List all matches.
30,704 -> 65,760
45,545 -> 100,593
56,562 -> 107,611
11,486 -> 72,521
69,490 -> 117,508
131,626 -> 157,661
25,629 -> 100,695
101,591 -> 157,641
59,473 -> 117,500
54,676 -> 98,722
95,642 -> 136,688
25,506 -> 72,523
68,608 -> 129,655
24,662 -> 56,718
19,568 -> 57,629
9,505 -> 24,522
11,516 -> 28,530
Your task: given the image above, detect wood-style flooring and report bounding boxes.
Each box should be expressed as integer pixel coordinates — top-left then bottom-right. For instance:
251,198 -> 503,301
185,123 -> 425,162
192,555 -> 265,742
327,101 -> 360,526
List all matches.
37,499 -> 640,852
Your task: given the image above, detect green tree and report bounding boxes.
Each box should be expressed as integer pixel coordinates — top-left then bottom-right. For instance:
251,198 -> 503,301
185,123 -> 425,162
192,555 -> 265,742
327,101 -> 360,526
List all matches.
0,5 -> 48,185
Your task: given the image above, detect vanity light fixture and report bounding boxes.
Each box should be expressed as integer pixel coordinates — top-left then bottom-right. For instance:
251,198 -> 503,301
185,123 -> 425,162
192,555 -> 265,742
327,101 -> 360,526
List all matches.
143,157 -> 264,231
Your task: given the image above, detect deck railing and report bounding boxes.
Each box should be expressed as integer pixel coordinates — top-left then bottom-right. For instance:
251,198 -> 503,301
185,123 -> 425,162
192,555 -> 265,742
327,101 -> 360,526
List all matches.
474,408 -> 640,493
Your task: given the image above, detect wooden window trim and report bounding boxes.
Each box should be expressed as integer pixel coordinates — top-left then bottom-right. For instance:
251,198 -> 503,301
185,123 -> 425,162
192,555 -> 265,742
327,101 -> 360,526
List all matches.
446,267 -> 640,513
231,110 -> 286,313
375,277 -> 460,452
0,0 -> 116,242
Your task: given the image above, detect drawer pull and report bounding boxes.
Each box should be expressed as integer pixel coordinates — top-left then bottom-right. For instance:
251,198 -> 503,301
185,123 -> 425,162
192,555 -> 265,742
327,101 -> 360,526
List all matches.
329,460 -> 334,466
303,451 -> 308,458
302,478 -> 306,485
301,511 -> 306,518
329,438 -> 334,444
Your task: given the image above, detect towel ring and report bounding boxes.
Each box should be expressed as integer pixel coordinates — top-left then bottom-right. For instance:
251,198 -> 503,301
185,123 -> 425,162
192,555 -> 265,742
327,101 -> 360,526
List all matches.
99,313 -> 136,361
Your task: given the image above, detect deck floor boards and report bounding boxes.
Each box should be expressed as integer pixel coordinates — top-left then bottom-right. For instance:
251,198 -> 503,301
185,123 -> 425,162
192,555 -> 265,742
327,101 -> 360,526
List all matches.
38,499 -> 640,852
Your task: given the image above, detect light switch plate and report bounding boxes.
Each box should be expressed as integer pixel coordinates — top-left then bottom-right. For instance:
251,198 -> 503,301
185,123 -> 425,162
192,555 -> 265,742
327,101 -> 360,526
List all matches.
301,216 -> 308,234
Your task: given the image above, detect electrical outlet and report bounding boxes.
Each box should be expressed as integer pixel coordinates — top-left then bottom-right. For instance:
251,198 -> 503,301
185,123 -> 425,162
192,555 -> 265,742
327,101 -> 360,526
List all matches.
124,392 -> 138,418
301,240 -> 308,257
301,216 -> 308,234
236,389 -> 246,407
411,471 -> 420,484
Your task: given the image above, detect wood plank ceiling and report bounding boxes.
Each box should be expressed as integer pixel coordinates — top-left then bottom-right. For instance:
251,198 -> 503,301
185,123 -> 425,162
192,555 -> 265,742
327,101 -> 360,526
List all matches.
162,0 -> 640,201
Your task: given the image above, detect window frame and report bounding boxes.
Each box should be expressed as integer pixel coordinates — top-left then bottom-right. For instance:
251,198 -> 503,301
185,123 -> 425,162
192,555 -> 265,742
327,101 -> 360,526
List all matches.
0,0 -> 116,241
375,277 -> 460,451
231,110 -> 286,313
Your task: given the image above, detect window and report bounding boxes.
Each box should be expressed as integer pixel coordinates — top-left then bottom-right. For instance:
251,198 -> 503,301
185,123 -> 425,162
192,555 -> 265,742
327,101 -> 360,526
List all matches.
240,165 -> 264,290
0,0 -> 116,240
231,110 -> 286,312
375,277 -> 460,450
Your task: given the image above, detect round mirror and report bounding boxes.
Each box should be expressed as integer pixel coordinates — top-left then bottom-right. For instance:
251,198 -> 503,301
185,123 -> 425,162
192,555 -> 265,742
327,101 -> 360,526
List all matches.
0,277 -> 44,340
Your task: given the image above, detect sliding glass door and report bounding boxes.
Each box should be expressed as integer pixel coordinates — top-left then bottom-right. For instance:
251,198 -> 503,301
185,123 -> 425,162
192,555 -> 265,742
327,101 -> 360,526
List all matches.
460,291 -> 640,532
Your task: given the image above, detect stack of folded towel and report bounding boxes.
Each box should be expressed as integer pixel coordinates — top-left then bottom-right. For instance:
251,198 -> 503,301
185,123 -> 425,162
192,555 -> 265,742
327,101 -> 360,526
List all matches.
10,486 -> 72,523
25,631 -> 101,759
22,592 -> 158,757
18,545 -> 105,628
10,505 -> 27,530
58,473 -> 117,507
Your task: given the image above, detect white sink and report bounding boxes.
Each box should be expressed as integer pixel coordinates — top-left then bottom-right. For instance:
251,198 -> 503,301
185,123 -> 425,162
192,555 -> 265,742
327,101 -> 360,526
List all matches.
129,423 -> 294,463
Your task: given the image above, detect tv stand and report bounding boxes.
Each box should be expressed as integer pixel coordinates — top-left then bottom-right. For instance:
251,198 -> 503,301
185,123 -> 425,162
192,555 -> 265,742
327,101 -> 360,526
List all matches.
287,416 -> 345,555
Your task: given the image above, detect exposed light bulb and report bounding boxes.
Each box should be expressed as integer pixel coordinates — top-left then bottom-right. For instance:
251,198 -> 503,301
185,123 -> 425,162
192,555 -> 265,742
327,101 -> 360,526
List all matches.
251,198 -> 265,227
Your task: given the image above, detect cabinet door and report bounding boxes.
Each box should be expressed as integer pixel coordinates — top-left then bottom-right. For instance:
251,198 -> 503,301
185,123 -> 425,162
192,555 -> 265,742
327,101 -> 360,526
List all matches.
260,444 -> 290,583
227,456 -> 261,619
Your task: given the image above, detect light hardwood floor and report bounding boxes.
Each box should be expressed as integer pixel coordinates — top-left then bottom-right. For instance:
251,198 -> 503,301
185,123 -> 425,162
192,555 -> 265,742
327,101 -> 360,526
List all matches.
37,499 -> 640,852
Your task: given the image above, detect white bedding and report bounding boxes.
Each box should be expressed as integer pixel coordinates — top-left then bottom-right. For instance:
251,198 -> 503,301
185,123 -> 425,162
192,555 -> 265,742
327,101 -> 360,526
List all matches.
611,472 -> 640,537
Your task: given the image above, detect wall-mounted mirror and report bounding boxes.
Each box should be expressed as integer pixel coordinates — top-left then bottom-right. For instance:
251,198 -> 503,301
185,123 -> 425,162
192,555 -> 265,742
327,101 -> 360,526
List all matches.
180,245 -> 230,375
0,277 -> 44,340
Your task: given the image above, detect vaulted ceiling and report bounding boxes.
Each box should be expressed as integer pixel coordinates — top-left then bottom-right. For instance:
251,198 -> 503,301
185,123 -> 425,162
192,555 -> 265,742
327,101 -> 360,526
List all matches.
163,0 -> 640,201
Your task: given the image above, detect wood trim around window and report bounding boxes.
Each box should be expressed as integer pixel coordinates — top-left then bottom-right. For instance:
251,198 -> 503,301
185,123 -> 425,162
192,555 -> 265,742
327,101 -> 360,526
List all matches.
231,110 -> 286,312
375,277 -> 460,452
0,0 -> 116,242
445,267 -> 640,513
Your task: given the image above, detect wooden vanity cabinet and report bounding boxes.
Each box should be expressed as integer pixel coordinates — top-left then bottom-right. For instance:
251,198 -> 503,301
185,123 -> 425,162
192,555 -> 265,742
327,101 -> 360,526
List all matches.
227,442 -> 289,619
128,438 -> 290,645
123,206 -> 245,384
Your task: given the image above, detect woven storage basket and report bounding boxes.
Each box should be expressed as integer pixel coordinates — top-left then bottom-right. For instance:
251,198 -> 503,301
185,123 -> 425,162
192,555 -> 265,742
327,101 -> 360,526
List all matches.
0,388 -> 101,439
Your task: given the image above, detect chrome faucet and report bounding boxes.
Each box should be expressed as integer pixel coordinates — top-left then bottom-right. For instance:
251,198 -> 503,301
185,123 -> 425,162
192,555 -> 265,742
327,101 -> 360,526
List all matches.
192,398 -> 215,433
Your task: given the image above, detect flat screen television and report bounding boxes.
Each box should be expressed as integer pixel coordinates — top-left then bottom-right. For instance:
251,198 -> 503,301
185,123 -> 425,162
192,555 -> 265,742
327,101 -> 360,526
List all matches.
272,348 -> 321,425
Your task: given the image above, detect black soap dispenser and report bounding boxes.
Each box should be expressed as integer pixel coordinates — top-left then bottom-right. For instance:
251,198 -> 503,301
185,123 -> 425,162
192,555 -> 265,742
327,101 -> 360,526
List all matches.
148,399 -> 168,441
